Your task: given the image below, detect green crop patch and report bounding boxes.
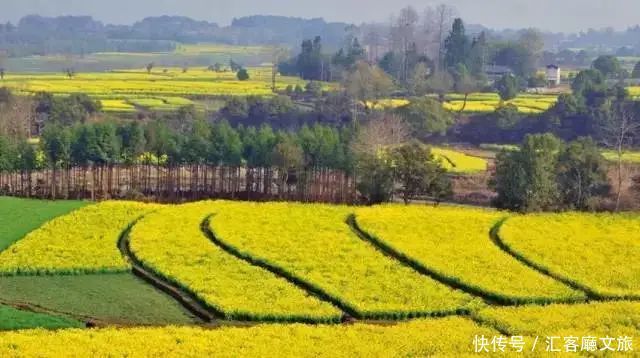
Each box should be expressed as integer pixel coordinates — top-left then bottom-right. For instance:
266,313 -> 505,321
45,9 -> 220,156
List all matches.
0,273 -> 197,325
0,306 -> 83,331
0,197 -> 87,252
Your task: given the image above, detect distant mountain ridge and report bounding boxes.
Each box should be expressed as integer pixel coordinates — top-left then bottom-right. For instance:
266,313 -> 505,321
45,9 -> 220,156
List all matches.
1,14 -> 639,58
0,14 -> 351,57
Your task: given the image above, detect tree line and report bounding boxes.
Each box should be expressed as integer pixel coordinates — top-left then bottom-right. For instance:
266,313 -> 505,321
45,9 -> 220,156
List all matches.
0,96 -> 456,205
0,120 -> 357,173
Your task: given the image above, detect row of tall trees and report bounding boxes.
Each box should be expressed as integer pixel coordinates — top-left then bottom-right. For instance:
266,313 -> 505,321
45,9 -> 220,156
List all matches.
0,115 -> 456,205
0,120 -> 356,175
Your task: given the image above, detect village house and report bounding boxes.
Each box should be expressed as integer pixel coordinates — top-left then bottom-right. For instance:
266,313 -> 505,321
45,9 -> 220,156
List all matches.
483,65 -> 513,83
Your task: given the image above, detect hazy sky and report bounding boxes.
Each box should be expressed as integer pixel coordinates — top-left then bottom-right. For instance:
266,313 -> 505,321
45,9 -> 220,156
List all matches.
0,0 -> 636,33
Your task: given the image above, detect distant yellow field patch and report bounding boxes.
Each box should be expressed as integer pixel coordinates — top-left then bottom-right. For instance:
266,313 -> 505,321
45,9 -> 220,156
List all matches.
443,93 -> 557,114
431,147 -> 488,174
602,150 -> 640,163
4,66 -> 336,113
364,99 -> 410,110
627,86 -> 640,98
100,99 -> 135,112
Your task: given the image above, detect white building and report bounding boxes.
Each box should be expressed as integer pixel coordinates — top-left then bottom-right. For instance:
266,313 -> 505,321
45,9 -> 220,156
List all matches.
546,65 -> 561,87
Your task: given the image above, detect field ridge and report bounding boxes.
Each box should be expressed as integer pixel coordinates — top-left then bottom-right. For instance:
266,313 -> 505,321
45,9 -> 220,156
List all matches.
493,217 -> 640,301
349,214 -> 585,306
117,218 -> 215,323
490,218 -> 604,299
129,203 -> 342,323
205,214 -> 471,320
202,215 -> 355,320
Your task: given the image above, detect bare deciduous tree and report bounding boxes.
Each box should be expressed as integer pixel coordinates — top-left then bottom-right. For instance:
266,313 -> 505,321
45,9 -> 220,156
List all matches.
423,4 -> 456,71
518,28 -> 545,69
351,113 -> 410,157
601,102 -> 640,211
271,46 -> 289,92
344,61 -> 395,122
0,96 -> 35,140
390,6 -> 419,83
0,50 -> 7,80
63,53 -> 76,78
363,28 -> 384,62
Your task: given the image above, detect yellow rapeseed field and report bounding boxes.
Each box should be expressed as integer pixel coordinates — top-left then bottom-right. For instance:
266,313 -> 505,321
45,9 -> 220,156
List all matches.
601,149 -> 640,163
364,98 -> 410,109
443,100 -> 499,113
0,199 -> 639,356
627,86 -> 640,99
354,205 -> 584,304
431,147 -> 488,174
0,316 -> 497,357
99,99 -> 136,112
443,93 -> 558,114
499,213 -> 640,298
209,202 -> 478,319
128,201 -> 342,322
476,301 -> 640,337
3,67 -> 333,113
0,201 -> 159,275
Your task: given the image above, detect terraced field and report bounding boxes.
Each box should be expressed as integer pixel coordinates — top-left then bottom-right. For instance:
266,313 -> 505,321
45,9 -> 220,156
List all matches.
369,93 -> 558,114
443,93 -> 558,114
481,143 -> 640,164
0,317 -> 497,357
0,198 -> 638,356
353,205 -> 584,304
2,67 -> 327,113
498,212 -> 640,298
0,198 -> 195,329
602,149 -> 640,163
0,197 -> 87,252
0,306 -> 82,331
128,202 -> 341,322
208,202 -> 477,319
475,301 -> 640,338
